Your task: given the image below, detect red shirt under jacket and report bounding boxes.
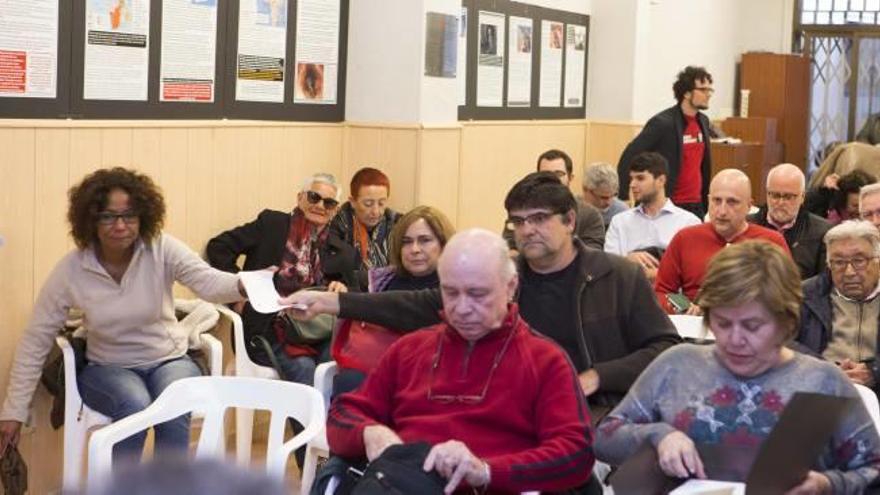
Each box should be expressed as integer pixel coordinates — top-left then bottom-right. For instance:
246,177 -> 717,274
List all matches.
654,222 -> 791,313
672,114 -> 705,204
327,304 -> 594,494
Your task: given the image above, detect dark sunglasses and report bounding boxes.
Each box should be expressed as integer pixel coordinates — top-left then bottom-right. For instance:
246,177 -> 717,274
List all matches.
305,190 -> 339,209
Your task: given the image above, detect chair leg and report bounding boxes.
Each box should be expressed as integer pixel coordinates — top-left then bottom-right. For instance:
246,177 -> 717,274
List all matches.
236,407 -> 254,466
63,420 -> 86,492
300,445 -> 321,495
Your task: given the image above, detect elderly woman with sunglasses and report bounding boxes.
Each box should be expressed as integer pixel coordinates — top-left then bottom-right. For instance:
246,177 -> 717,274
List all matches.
207,173 -> 345,385
0,167 -> 246,461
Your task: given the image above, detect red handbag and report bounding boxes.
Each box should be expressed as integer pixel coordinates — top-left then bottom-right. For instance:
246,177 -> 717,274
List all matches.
332,319 -> 403,373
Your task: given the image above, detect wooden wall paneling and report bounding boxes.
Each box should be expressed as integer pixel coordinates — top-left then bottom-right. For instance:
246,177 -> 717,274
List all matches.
232,127 -> 265,225
212,127 -> 247,233
418,128 -> 462,226
300,126 -> 344,185
33,129 -> 73,292
257,127 -> 295,213
68,129 -> 104,186
344,127 -> 384,196
186,128 -> 219,252
156,128 -> 190,241
380,129 -> 419,212
585,121 -> 642,168
99,128 -> 135,170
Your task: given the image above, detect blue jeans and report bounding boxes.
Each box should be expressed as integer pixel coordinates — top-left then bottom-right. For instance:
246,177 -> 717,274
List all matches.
271,340 -> 331,385
78,354 -> 202,461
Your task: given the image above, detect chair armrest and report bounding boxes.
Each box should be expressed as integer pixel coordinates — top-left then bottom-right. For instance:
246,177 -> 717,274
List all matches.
199,333 -> 223,377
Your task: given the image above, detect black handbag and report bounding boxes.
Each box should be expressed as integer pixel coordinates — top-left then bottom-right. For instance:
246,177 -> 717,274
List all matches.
339,443 -> 446,495
39,330 -> 87,429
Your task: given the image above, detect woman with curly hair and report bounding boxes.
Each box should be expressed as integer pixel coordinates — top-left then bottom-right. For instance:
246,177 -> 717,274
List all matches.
0,167 -> 245,461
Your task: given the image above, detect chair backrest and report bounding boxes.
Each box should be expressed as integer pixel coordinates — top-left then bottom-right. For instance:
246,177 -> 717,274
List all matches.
87,376 -> 325,488
314,361 -> 338,413
669,314 -> 712,341
215,304 -> 278,378
854,383 -> 880,430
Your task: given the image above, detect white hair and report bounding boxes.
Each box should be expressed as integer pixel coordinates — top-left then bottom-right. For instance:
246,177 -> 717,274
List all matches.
301,173 -> 341,200
440,228 -> 516,282
860,182 -> 880,211
824,220 -> 880,258
582,162 -> 619,192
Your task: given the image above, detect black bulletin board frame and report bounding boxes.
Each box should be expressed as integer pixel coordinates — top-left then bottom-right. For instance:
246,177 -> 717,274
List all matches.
0,0 -> 72,119
458,0 -> 589,121
223,0 -> 348,121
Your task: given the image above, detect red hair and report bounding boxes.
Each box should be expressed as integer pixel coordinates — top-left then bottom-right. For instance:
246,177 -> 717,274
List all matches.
350,167 -> 390,198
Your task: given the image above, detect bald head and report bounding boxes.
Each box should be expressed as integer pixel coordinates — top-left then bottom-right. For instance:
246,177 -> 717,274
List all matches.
438,229 -> 518,342
765,163 -> 805,226
708,169 -> 753,241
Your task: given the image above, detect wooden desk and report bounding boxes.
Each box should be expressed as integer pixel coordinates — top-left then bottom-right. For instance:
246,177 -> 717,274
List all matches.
710,142 -> 771,202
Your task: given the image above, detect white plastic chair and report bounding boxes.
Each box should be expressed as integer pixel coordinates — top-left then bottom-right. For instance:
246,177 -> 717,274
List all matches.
214,304 -> 281,466
669,314 -> 713,341
86,376 -> 325,491
854,383 -> 880,430
301,361 -> 338,494
59,306 -> 224,493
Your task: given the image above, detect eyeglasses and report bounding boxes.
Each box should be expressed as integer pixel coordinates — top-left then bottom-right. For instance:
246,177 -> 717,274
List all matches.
426,323 -> 516,404
96,211 -> 139,225
767,191 -> 801,202
693,86 -> 715,95
305,190 -> 339,209
505,211 -> 557,230
828,256 -> 878,272
861,208 -> 880,221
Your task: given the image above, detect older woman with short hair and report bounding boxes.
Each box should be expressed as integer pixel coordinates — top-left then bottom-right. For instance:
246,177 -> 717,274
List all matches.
595,240 -> 880,493
0,167 -> 245,461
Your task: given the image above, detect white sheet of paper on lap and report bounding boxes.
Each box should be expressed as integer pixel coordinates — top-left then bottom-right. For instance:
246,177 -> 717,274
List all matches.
239,270 -> 307,314
670,480 -> 744,495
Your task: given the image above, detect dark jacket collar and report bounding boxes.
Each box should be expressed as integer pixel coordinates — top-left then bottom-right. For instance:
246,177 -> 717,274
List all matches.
514,238 -> 611,286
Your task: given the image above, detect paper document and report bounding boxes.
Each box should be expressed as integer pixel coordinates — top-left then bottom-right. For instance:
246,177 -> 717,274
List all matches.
671,480 -> 744,495
239,270 -> 306,314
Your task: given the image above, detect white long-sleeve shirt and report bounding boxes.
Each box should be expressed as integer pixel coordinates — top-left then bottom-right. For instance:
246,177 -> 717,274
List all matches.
0,234 -> 242,423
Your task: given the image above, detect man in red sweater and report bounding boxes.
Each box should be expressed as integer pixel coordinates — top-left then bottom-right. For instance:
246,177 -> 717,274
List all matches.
655,169 -> 790,314
326,229 -> 594,494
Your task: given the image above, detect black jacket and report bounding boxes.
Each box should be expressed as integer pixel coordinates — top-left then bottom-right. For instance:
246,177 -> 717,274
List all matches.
617,105 -> 712,207
747,206 -> 831,279
205,209 -> 290,364
337,240 -> 681,408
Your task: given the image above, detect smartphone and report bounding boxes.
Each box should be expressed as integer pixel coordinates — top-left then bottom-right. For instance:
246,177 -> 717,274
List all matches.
666,293 -> 692,314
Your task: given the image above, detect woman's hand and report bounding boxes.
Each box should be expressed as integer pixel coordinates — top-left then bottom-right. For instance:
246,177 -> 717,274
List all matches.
0,420 -> 22,458
327,281 -> 348,293
784,471 -> 831,495
656,431 -> 706,479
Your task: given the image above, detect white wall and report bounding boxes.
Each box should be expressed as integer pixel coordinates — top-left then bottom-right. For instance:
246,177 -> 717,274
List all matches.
345,0 -> 424,122
518,0 -> 591,15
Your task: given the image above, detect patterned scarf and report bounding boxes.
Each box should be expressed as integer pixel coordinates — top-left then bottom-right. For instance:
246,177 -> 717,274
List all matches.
336,203 -> 395,269
275,208 -> 328,296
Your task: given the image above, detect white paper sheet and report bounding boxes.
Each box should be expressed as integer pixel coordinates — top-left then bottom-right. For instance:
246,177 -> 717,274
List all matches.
236,0 -> 288,103
160,0 -> 218,102
0,0 -> 59,98
539,20 -> 563,107
670,480 -> 745,495
564,24 -> 586,108
477,11 -> 504,107
239,270 -> 307,314
293,0 -> 340,104
507,16 -> 532,107
84,0 -> 150,101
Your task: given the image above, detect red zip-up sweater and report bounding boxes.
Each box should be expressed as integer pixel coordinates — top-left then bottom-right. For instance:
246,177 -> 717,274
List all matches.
327,304 -> 594,493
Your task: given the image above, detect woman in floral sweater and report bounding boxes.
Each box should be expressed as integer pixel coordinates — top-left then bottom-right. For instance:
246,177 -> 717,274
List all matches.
595,241 -> 880,493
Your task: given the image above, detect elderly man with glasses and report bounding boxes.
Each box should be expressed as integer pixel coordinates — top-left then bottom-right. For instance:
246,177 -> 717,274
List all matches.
322,229 -> 595,494
859,183 -> 880,231
748,163 -> 831,279
617,66 -> 714,219
798,220 -> 880,391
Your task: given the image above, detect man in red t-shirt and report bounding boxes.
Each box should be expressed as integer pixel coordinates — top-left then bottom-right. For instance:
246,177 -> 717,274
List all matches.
618,66 -> 714,219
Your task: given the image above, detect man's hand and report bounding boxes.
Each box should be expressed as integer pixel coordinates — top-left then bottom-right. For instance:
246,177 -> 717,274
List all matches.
280,290 -> 341,320
327,281 -> 348,293
0,420 -> 22,458
823,173 -> 840,190
685,304 -> 703,316
578,369 -> 600,396
423,440 -> 490,495
363,424 -> 403,462
656,431 -> 706,479
784,470 -> 831,495
627,251 -> 660,271
839,359 -> 875,387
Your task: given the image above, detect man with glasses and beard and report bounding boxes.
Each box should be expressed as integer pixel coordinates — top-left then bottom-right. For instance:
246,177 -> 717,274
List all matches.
284,172 -> 679,423
605,152 -> 701,281
617,66 -> 714,219
322,229 -> 595,494
748,163 -> 831,279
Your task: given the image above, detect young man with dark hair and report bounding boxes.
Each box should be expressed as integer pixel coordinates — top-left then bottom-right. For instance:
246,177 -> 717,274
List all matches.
617,66 -> 714,219
285,172 -> 680,422
605,152 -> 701,281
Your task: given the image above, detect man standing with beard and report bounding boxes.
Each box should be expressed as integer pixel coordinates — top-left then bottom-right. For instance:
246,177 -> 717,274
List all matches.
748,163 -> 831,279
605,152 -> 701,281
617,66 -> 714,219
